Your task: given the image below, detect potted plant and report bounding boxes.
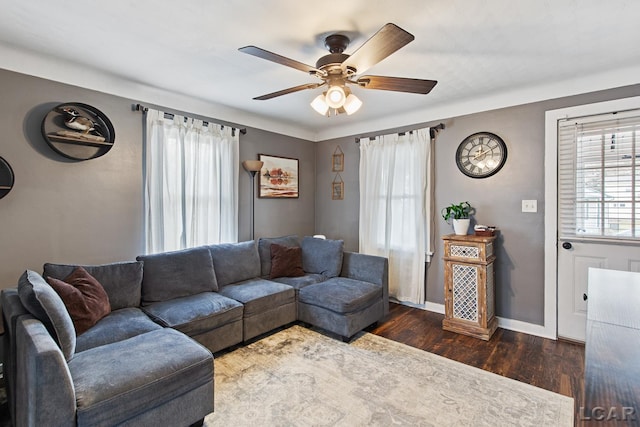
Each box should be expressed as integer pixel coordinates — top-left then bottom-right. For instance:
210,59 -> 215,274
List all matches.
441,201 -> 474,235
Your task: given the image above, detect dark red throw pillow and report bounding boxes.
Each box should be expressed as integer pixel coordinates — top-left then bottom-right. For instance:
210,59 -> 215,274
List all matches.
46,266 -> 111,335
270,243 -> 305,279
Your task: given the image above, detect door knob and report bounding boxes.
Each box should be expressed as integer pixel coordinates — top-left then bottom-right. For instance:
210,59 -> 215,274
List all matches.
562,242 -> 572,250
583,293 -> 588,301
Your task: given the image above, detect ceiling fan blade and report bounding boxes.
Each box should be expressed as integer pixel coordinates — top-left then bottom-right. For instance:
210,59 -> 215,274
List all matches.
356,75 -> 438,94
342,23 -> 414,74
253,82 -> 323,100
239,46 -> 321,75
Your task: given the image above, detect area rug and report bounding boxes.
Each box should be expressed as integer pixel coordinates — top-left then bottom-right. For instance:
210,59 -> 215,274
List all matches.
204,325 -> 573,426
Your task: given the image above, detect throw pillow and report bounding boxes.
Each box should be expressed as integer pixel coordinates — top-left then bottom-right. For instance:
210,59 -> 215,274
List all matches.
257,235 -> 300,277
270,243 -> 305,279
46,267 -> 111,335
301,236 -> 344,278
17,270 -> 76,362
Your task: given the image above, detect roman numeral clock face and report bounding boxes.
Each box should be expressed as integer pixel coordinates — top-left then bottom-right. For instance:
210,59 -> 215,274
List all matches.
455,132 -> 507,178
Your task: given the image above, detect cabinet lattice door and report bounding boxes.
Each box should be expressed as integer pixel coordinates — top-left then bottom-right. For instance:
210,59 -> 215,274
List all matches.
442,234 -> 497,340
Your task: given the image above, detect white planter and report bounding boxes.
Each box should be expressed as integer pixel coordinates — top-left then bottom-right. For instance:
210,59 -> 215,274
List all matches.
452,218 -> 470,235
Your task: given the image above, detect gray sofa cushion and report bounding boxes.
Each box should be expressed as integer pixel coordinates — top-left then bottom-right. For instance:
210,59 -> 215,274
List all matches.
68,328 -> 213,426
298,277 -> 382,314
257,235 -> 300,277
208,241 -> 261,287
218,278 -> 295,317
17,270 -> 76,361
75,307 -> 163,353
301,236 -> 344,278
137,246 -> 218,304
271,273 -> 325,292
43,261 -> 143,310
142,292 -> 244,336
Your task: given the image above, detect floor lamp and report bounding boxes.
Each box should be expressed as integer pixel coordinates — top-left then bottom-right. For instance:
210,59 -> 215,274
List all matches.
242,160 -> 263,240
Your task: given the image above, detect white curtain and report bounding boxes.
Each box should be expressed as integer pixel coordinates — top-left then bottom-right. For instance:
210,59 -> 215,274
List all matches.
144,109 -> 239,253
359,128 -> 431,304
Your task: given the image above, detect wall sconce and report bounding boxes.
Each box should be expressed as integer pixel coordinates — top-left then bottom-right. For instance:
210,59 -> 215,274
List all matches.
242,160 -> 263,240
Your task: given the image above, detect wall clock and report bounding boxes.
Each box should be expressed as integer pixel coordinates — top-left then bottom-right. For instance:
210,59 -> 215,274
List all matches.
455,132 -> 507,178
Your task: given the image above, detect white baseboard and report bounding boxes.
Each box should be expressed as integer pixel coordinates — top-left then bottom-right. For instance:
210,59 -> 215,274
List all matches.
495,316 -> 556,340
389,299 -> 445,314
396,301 -> 555,340
422,301 -> 445,314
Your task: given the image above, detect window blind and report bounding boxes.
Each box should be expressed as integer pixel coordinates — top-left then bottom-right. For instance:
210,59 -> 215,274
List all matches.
558,110 -> 640,240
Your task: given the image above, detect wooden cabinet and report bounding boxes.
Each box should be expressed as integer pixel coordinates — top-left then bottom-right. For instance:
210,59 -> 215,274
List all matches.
442,234 -> 498,340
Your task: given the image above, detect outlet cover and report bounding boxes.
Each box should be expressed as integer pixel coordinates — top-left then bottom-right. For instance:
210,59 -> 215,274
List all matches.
522,199 -> 537,213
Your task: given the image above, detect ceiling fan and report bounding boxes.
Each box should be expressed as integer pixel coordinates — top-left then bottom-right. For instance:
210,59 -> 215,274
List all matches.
238,23 -> 437,116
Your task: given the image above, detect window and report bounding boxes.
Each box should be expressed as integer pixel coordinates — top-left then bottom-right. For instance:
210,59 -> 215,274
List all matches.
144,109 -> 239,253
359,129 -> 431,304
558,110 -> 640,240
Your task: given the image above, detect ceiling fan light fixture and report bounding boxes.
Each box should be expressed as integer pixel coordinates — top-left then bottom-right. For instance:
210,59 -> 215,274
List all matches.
310,94 -> 329,115
343,93 -> 363,115
325,85 -> 346,108
241,23 -> 437,118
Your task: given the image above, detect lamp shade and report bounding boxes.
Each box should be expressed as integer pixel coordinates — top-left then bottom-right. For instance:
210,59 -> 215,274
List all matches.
325,85 -> 346,109
310,87 -> 362,116
242,160 -> 264,172
310,94 -> 329,115
343,93 -> 363,115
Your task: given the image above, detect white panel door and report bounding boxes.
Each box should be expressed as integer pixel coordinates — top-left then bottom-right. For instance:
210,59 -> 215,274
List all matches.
555,108 -> 640,342
557,239 -> 640,341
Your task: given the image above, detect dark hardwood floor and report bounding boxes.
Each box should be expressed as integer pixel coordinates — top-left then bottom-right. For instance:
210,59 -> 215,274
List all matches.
369,302 -> 586,425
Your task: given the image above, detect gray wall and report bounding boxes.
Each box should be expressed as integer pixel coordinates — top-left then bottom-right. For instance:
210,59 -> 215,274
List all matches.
239,128 -> 316,242
315,84 -> 640,325
0,68 -> 315,289
3,65 -> 640,326
314,141 -> 360,250
0,69 -> 144,288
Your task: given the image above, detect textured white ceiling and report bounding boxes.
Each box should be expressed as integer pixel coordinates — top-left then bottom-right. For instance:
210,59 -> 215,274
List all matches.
1,0 -> 639,141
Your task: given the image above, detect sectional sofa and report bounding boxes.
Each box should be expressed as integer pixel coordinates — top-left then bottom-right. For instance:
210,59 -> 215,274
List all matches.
1,235 -> 389,427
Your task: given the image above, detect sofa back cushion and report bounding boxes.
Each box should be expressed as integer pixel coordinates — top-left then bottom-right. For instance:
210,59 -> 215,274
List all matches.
137,246 -> 218,304
257,235 -> 300,278
46,267 -> 111,335
301,236 -> 344,279
17,270 -> 76,361
209,241 -> 261,287
43,261 -> 143,310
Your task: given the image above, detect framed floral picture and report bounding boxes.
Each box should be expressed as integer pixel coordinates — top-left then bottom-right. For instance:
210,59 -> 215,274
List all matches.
258,154 -> 299,198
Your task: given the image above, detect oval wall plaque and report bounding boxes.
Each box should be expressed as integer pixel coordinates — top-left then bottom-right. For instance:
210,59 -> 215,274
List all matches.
0,156 -> 15,199
41,102 -> 115,161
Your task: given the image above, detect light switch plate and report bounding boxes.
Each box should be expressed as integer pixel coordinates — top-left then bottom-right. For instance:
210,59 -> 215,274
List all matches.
522,199 -> 537,213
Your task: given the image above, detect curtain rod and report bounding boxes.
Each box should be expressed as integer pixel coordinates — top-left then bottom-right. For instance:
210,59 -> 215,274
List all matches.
354,123 -> 445,143
134,103 -> 247,135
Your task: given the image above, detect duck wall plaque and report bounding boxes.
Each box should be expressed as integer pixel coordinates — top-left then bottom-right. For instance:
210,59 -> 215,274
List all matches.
41,102 -> 115,160
0,156 -> 14,199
